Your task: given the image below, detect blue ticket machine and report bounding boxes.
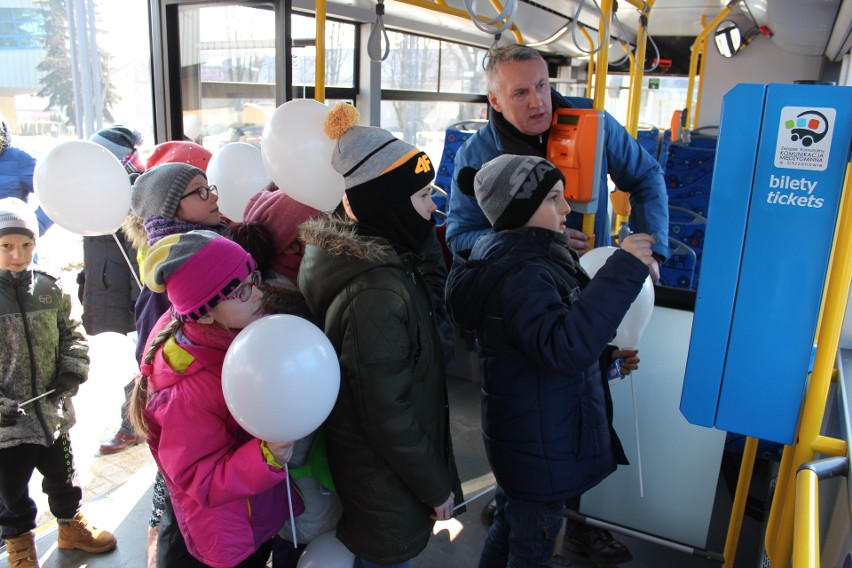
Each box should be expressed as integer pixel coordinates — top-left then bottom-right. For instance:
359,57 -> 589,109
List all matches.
680,83 -> 852,444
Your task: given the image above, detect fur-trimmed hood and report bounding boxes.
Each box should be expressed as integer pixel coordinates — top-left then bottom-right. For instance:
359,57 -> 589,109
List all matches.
121,212 -> 149,251
297,216 -> 408,323
299,216 -> 395,263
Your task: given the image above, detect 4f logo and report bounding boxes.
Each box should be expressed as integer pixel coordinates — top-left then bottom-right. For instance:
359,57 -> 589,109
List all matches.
414,154 -> 432,174
508,159 -> 551,199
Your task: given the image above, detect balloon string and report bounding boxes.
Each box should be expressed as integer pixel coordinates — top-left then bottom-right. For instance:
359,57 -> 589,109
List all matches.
630,373 -> 644,498
453,483 -> 496,511
112,232 -> 142,291
285,464 -> 298,548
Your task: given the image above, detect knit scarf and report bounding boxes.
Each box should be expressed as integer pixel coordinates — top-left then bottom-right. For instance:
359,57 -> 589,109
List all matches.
144,215 -> 229,246
548,231 -> 590,286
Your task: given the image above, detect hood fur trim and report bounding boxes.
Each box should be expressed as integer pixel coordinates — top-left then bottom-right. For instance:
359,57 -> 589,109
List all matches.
299,216 -> 394,262
121,213 -> 149,251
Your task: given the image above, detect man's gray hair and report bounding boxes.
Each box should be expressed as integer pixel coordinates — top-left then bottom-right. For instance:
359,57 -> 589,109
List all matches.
484,44 -> 546,94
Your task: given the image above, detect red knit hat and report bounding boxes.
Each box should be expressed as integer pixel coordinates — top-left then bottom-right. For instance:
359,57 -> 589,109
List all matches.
147,141 -> 212,172
243,191 -> 322,280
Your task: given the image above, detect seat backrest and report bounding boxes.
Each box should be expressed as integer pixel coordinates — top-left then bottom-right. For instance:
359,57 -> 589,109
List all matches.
636,125 -> 661,161
659,236 -> 697,290
433,121 -> 486,223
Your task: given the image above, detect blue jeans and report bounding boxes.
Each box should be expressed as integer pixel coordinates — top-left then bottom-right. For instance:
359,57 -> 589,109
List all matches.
478,486 -> 564,568
354,558 -> 411,568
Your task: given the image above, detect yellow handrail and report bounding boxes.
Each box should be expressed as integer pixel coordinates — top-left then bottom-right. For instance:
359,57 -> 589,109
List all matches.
591,0 -> 612,111
587,0 -> 614,244
578,25 -> 595,99
685,6 -> 733,132
394,0 -> 524,44
794,468 -> 820,568
691,34 -> 708,130
793,457 -> 850,568
721,436 -> 758,568
315,0 -> 326,103
625,0 -> 654,137
764,162 -> 852,566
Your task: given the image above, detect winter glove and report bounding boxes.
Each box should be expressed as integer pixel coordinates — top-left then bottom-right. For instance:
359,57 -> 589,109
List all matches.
47,373 -> 82,401
0,396 -> 25,427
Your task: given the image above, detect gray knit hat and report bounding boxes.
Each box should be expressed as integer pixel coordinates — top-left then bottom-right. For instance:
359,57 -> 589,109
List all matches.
131,162 -> 206,220
89,126 -> 141,161
324,103 -> 434,220
457,155 -> 565,231
0,197 -> 39,242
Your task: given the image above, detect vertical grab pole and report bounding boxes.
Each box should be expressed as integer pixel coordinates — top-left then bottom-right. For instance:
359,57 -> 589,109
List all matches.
765,163 -> 852,567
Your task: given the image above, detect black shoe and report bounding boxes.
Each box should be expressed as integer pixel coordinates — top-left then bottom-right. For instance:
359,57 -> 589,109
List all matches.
561,527 -> 632,565
481,497 -> 497,526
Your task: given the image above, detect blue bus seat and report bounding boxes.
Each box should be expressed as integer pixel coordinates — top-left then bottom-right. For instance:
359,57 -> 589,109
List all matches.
659,236 -> 697,290
663,141 -> 716,219
433,119 -> 487,222
636,124 -> 661,161
668,206 -> 707,289
688,125 -> 719,149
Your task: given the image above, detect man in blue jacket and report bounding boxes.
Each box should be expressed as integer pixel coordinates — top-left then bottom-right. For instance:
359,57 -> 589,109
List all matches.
446,44 -> 668,284
446,45 -> 668,565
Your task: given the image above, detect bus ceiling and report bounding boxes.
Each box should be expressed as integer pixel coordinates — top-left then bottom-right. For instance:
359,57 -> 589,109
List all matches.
300,0 -> 851,67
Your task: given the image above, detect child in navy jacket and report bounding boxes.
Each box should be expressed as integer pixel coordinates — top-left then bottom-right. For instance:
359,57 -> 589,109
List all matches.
446,155 -> 655,567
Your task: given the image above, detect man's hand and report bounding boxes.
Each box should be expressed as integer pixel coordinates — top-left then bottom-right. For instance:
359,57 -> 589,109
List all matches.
0,397 -> 25,427
46,374 -> 81,401
565,228 -> 589,255
432,493 -> 455,521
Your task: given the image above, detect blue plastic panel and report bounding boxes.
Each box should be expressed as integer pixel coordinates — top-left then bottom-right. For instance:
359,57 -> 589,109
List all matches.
715,84 -> 852,443
680,84 -> 766,428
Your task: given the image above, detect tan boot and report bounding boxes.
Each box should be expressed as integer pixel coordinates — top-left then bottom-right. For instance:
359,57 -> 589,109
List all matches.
56,512 -> 117,554
4,531 -> 39,568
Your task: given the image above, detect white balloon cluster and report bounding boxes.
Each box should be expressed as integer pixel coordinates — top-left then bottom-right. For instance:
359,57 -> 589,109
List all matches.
34,99 -> 345,235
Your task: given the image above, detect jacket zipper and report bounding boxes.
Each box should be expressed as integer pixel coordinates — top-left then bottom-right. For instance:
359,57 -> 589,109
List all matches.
14,273 -> 52,443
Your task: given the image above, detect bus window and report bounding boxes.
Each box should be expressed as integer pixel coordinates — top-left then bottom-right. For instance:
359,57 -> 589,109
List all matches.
177,4 -> 276,149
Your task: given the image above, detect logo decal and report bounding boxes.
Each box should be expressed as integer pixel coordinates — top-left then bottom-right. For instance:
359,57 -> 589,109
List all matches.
414,155 -> 432,174
774,106 -> 835,171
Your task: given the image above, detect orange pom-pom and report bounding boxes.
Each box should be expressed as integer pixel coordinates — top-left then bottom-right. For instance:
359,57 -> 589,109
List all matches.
324,102 -> 360,140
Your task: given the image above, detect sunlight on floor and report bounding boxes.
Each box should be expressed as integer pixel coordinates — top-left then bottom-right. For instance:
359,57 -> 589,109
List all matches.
433,518 -> 464,541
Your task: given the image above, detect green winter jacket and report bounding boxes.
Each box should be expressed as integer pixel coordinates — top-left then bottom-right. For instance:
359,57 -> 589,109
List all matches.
298,217 -> 462,565
0,268 -> 88,450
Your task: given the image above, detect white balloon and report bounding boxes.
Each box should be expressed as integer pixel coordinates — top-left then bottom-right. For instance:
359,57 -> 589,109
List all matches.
207,143 -> 269,221
34,140 -> 131,236
612,274 -> 654,349
579,246 -> 655,349
296,532 -> 354,568
261,100 -> 345,212
222,315 -> 340,442
578,246 -> 618,278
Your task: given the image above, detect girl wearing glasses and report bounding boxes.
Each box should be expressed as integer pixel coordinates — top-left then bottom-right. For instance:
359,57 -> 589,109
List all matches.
123,155 -> 232,568
129,230 -> 304,568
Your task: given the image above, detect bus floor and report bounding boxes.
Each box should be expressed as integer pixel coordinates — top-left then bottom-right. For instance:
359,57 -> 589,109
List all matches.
0,347 -> 766,568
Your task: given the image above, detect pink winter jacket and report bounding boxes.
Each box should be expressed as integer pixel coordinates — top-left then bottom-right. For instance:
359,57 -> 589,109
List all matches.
141,314 -> 304,568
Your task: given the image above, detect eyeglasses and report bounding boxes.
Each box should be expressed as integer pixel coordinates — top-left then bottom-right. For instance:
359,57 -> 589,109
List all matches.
180,185 -> 218,201
225,271 -> 261,302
